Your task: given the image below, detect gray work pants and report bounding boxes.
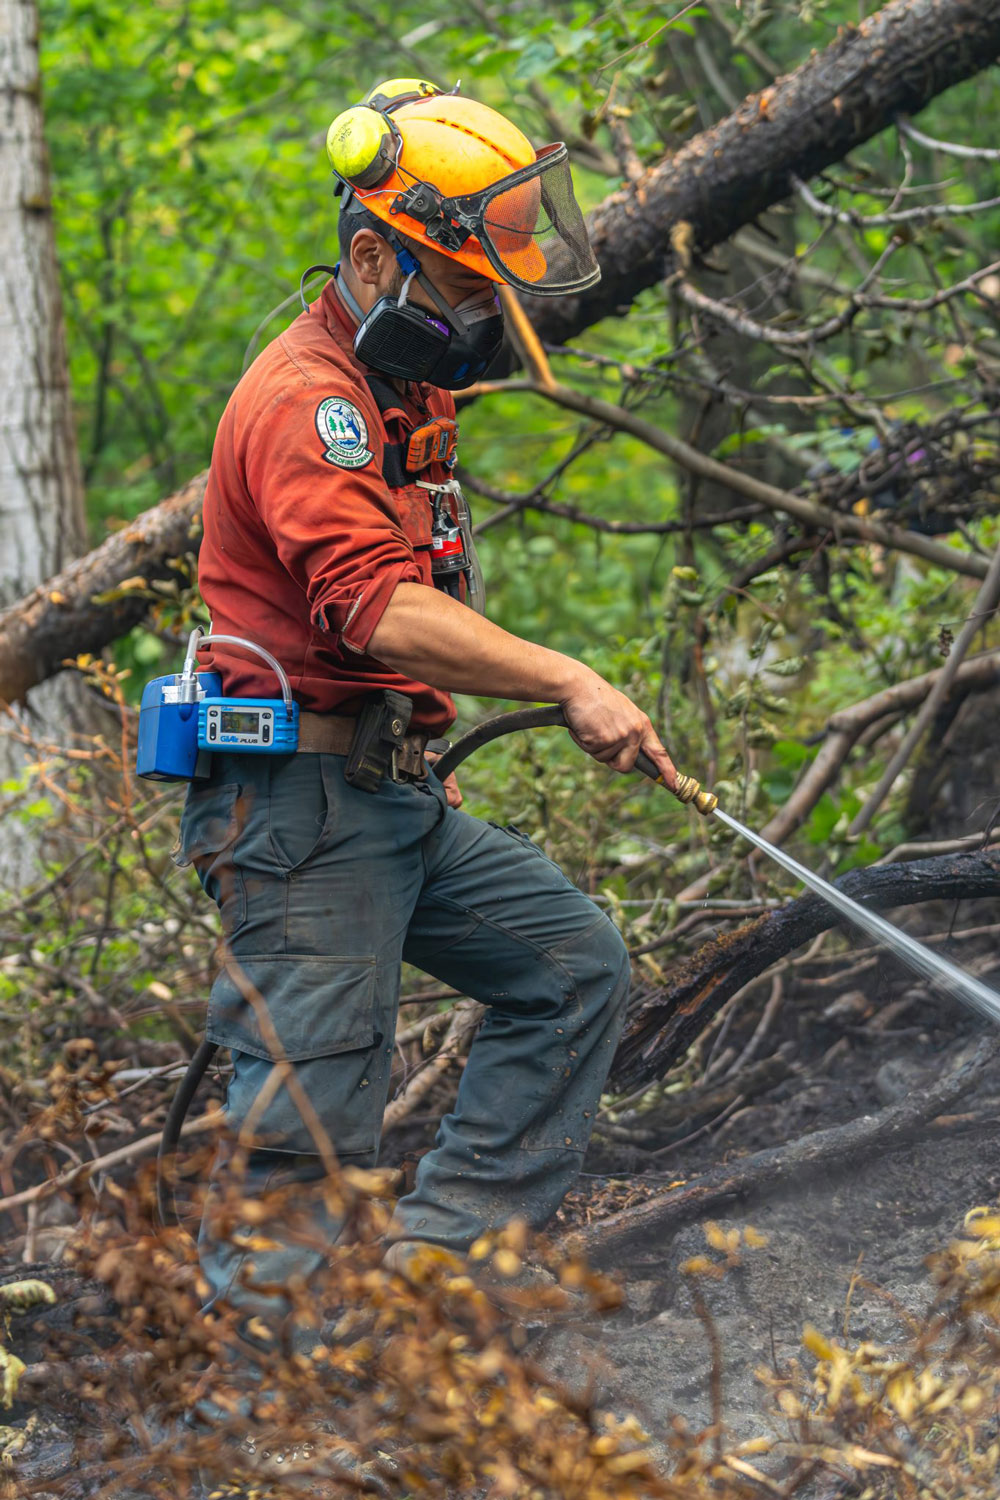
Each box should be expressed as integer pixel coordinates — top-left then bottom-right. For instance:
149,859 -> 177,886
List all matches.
176,750 -> 629,1349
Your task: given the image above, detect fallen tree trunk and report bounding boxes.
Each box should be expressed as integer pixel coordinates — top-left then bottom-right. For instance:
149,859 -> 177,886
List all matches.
614,847 -> 1000,1091
566,1035 -> 1000,1266
2,0 -> 1000,702
0,471 -> 206,705
531,0 -> 1000,346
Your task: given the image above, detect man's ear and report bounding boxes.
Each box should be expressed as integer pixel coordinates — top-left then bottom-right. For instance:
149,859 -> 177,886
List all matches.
350,228 -> 392,287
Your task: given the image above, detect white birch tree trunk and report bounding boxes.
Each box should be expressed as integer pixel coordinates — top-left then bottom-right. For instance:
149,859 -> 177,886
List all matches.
0,0 -> 97,890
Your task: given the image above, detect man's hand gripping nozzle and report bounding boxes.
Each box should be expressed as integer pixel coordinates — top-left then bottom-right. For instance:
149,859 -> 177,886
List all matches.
632,748 -> 718,815
433,707 -> 719,816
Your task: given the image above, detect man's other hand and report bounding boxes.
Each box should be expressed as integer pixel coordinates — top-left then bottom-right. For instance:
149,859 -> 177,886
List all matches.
426,752 -> 463,808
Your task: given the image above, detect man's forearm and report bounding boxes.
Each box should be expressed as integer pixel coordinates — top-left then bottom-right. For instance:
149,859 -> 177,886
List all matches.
367,582 -> 589,702
368,581 -> 679,786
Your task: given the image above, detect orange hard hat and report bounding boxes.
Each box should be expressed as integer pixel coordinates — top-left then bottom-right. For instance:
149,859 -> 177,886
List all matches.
377,95 -> 542,284
326,83 -> 599,297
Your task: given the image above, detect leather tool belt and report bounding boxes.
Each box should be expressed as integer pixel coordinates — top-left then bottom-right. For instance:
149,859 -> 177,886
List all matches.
297,709 -> 429,782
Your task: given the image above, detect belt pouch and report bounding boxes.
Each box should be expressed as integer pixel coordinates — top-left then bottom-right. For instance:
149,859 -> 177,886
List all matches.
343,690 -> 413,792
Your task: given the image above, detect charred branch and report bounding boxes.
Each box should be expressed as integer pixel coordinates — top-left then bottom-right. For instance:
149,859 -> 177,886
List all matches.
568,1035 -> 1000,1266
615,847 -> 1000,1092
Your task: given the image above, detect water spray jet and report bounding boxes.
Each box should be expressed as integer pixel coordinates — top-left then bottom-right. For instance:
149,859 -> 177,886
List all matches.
437,709 -> 1000,1030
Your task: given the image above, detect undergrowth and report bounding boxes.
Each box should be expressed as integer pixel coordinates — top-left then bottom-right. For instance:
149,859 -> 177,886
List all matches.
2,1110 -> 1000,1499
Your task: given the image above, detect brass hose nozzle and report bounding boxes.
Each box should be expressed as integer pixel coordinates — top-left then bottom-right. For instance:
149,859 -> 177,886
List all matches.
671,773 -> 719,817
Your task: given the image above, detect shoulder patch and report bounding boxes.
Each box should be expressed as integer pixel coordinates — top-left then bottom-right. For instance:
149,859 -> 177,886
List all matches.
315,397 -> 373,469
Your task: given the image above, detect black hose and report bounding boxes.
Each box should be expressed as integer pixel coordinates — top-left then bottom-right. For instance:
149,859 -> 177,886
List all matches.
434,704 -> 660,783
434,705 -> 567,780
156,1037 -> 218,1229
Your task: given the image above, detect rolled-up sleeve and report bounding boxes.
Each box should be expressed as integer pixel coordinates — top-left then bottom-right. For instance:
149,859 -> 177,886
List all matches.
244,387 -> 423,653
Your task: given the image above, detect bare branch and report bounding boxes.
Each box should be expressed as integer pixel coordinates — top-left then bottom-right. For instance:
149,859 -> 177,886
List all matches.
498,285 -> 556,393
675,648 -> 1000,903
483,377 -> 993,582
753,649 -> 1000,849
877,831 -> 1000,864
675,237 -> 899,348
463,468 -> 763,537
898,115 -> 1000,161
382,1002 -> 482,1133
865,258 -> 1000,313
792,173 -> 1000,228
0,1109 -> 223,1215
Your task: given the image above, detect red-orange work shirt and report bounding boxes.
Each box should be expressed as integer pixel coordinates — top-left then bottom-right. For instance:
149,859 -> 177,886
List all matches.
197,280 -> 457,734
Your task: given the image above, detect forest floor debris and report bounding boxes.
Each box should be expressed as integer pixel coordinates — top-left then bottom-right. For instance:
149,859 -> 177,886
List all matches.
1,970 -> 999,1497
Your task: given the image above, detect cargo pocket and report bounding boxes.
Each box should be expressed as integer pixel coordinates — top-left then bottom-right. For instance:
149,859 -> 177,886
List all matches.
173,779 -> 247,937
206,952 -> 377,1062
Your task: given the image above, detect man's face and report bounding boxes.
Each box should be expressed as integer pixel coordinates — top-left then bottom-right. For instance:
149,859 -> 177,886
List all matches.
349,227 -> 496,314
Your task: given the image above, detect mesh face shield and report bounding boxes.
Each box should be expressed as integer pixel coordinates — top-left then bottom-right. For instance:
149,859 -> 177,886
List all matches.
456,144 -> 599,296
381,142 -> 600,297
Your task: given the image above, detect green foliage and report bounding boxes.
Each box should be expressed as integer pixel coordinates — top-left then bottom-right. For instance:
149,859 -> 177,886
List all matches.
35,0 -> 1000,910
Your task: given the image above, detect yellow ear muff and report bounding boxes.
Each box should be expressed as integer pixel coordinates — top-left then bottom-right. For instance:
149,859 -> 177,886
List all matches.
326,106 -> 398,189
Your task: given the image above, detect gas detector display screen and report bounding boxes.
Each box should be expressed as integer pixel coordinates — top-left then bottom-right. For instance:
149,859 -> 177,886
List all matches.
220,708 -> 263,735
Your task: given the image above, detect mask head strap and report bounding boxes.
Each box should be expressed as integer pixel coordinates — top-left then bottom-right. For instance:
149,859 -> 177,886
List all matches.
338,234 -> 480,340
390,242 -> 499,336
334,266 -> 365,323
336,242 -> 423,309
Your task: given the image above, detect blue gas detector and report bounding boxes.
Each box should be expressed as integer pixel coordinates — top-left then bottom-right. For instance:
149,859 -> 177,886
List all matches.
136,628 -> 299,782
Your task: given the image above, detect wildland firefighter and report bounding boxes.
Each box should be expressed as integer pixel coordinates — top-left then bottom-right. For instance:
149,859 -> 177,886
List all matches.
179,76 -> 678,1460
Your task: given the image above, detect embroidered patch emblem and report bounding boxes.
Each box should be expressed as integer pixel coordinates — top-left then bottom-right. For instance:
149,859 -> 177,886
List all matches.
315,398 -> 373,469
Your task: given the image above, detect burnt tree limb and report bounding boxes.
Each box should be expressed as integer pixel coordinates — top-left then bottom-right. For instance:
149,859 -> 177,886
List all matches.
2,0 -> 999,701
532,0 -> 1000,346
613,848 -> 1000,1092
0,473 -> 206,704
564,1036 -> 1000,1267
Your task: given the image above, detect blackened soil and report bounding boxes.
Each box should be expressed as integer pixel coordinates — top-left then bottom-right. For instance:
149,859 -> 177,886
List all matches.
3,950 -> 1000,1494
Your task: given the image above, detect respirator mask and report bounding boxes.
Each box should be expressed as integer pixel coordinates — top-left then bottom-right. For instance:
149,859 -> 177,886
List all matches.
335,244 -> 504,390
